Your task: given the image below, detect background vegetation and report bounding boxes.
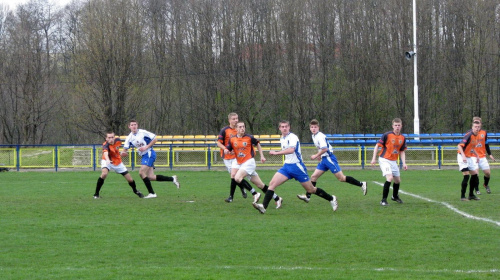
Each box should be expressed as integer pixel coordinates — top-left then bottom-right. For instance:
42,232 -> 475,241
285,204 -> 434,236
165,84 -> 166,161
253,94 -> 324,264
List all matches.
0,0 -> 499,144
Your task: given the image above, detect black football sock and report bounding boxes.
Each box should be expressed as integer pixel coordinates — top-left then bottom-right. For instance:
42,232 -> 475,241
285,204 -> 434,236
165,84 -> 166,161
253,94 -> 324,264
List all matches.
383,181 -> 391,200
239,179 -> 253,191
470,174 -> 479,197
314,187 -> 333,201
346,176 -> 362,187
263,190 -> 274,209
230,179 -> 237,198
142,177 -> 155,194
128,180 -> 138,193
308,182 -> 316,198
461,175 -> 470,197
262,185 -> 269,193
484,176 -> 490,187
156,175 -> 173,182
94,177 -> 104,195
393,183 -> 400,198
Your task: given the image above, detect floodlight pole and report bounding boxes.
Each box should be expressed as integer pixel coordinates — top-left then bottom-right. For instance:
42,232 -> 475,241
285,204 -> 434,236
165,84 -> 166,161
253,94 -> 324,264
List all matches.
412,0 -> 420,136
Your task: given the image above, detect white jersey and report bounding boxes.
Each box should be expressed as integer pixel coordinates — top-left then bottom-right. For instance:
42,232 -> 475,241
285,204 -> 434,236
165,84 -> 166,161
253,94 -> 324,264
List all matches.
312,131 -> 334,158
123,129 -> 156,156
280,132 -> 303,164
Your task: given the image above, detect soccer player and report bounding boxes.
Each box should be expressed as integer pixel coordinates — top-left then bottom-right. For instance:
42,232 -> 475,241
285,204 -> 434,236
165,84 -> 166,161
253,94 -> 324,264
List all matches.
93,132 -> 144,199
370,118 -> 408,206
297,119 -> 367,203
217,112 -> 255,202
456,120 -> 482,201
121,120 -> 180,198
471,117 -> 495,194
226,121 -> 283,206
253,120 -> 338,214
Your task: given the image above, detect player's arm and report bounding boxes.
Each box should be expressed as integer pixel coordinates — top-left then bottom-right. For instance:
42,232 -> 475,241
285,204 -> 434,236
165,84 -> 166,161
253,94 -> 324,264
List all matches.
311,147 -> 328,160
485,144 -> 496,161
103,150 -> 111,165
370,145 -> 380,165
400,150 -> 408,170
457,144 -> 467,162
225,140 -> 233,154
270,146 -> 295,155
256,142 -> 266,163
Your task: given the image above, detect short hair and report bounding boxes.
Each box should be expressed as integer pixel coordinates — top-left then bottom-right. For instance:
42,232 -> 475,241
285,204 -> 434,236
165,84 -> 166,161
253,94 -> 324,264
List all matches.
228,112 -> 238,120
473,116 -> 482,123
106,131 -> 115,136
473,120 -> 481,125
310,119 -> 319,126
129,119 -> 138,125
279,120 -> 290,126
392,118 -> 402,124
236,121 -> 245,127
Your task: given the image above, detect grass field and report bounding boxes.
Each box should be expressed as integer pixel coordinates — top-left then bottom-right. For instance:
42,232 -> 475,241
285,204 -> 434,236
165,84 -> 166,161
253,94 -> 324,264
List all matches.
1,169 -> 499,279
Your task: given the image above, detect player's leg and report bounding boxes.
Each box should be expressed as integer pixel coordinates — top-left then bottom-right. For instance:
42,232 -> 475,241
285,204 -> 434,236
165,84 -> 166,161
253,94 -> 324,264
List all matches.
458,154 -> 470,200
298,168 -> 325,203
122,171 -> 144,198
253,171 -> 288,214
140,165 -> 156,198
333,170 -> 367,195
379,158 -> 394,205
483,168 -> 491,194
304,181 -> 338,212
391,176 -> 403,203
249,173 -> 281,205
479,158 -> 491,194
94,164 -> 109,198
467,158 -> 480,200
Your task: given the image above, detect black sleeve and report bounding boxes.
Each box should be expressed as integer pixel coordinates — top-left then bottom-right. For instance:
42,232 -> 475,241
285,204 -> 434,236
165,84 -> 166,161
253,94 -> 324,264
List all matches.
486,144 -> 491,156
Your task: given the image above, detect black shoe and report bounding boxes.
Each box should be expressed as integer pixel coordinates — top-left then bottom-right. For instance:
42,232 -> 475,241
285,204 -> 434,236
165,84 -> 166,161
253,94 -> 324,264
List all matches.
135,191 -> 144,198
225,196 -> 233,203
391,196 -> 403,203
241,188 -> 247,199
468,195 -> 480,201
484,185 -> 491,194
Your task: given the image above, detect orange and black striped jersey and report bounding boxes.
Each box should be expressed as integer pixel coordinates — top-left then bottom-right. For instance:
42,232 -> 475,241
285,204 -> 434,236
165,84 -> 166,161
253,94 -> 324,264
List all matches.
102,138 -> 122,165
376,132 -> 407,161
227,134 -> 259,165
218,126 -> 237,160
474,129 -> 489,158
458,130 -> 483,158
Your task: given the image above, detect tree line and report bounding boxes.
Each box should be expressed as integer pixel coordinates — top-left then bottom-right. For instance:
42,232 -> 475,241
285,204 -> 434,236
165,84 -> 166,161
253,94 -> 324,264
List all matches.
0,0 -> 499,144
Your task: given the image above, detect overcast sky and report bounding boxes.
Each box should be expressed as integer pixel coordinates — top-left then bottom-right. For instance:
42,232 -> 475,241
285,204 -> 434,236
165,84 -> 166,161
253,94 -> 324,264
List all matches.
1,0 -> 72,10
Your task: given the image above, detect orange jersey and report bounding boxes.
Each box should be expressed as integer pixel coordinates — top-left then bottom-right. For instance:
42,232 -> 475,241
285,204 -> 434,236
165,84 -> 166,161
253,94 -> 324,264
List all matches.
474,129 -> 489,158
227,134 -> 259,165
102,138 -> 122,165
218,126 -> 237,160
458,130 -> 484,158
376,132 -> 407,161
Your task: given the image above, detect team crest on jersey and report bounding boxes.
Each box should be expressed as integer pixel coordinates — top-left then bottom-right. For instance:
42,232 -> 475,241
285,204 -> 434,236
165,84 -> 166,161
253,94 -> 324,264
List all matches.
243,142 -> 247,147
480,134 -> 485,138
399,140 -> 402,144
391,139 -> 395,144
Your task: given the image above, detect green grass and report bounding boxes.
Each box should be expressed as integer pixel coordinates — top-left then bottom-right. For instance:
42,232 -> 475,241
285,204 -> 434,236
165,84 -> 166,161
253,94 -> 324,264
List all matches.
0,169 -> 499,279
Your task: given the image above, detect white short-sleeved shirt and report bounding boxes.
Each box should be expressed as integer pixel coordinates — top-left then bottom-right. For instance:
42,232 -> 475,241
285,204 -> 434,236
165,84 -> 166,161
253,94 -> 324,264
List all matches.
280,132 -> 303,164
123,129 -> 156,156
312,132 -> 334,158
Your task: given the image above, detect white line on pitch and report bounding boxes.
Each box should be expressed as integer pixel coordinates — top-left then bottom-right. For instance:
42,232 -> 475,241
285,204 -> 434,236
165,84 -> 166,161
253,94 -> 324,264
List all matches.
373,181 -> 500,227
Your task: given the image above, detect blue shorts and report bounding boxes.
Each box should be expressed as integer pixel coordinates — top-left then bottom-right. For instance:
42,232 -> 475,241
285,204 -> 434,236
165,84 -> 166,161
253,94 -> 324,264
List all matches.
277,163 -> 310,183
316,155 -> 342,174
141,150 -> 156,167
